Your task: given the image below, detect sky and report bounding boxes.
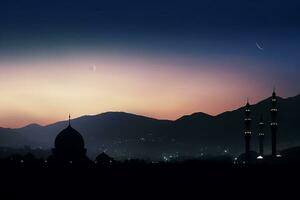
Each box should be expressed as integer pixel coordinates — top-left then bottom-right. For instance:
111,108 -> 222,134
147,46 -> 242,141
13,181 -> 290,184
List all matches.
0,0 -> 300,127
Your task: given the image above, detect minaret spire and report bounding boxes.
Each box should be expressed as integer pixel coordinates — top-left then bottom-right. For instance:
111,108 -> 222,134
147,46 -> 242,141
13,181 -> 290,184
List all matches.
258,114 -> 265,157
244,99 -> 252,157
270,89 -> 278,157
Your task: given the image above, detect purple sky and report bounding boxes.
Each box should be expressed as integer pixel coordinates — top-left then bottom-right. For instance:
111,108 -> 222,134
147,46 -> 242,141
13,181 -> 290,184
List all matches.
0,0 -> 299,127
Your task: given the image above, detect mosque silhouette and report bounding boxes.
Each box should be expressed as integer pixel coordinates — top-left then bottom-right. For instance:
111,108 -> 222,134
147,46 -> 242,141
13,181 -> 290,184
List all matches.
45,89 -> 283,165
50,115 -> 88,163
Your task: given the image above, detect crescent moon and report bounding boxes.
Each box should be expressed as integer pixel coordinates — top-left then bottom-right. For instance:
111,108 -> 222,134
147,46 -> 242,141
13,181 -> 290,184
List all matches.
256,42 -> 264,51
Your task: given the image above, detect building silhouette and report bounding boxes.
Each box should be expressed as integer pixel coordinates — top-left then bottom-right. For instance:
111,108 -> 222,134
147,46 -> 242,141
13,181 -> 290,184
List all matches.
51,115 -> 87,163
95,152 -> 115,165
270,89 -> 278,157
258,114 -> 265,157
239,89 -> 281,163
244,100 -> 252,156
237,100 -> 259,163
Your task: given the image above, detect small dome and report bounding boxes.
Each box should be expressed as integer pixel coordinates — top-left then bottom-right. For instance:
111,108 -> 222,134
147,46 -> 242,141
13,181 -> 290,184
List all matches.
55,125 -> 85,150
95,152 -> 115,164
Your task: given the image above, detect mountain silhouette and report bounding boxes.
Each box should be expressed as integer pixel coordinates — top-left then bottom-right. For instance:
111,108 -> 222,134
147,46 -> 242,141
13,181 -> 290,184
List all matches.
0,94 -> 299,159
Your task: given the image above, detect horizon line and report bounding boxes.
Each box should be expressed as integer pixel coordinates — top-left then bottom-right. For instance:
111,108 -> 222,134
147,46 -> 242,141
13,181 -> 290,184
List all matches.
3,92 -> 298,130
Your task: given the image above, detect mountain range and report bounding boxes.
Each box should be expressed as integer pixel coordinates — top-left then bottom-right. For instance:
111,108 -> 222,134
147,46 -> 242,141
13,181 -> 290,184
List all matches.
0,94 -> 299,159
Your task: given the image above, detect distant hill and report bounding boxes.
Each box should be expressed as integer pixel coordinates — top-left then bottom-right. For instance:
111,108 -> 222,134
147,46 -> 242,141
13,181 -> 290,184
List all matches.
0,94 -> 299,159
171,94 -> 300,156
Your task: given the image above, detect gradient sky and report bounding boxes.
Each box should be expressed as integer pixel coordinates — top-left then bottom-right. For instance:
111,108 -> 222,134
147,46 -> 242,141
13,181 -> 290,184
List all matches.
1,0 -> 300,127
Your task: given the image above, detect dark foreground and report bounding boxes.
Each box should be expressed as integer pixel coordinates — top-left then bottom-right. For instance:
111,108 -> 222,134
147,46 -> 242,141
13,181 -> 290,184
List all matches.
0,160 -> 299,199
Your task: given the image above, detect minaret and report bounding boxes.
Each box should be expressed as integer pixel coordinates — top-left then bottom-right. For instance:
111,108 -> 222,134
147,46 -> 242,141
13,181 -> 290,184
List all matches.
258,114 -> 265,157
270,89 -> 278,157
244,99 -> 252,155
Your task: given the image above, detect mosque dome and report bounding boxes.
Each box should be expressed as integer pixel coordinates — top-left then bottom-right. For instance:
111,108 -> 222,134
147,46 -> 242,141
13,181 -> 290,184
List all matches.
55,125 -> 85,150
52,116 -> 87,162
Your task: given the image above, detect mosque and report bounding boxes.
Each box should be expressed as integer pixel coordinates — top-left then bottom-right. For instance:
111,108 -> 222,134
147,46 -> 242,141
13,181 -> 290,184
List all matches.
48,90 -> 280,164
51,115 -> 88,163
237,89 -> 279,163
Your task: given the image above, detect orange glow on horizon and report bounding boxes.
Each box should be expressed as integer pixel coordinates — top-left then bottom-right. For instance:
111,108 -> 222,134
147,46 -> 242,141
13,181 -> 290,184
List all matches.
0,54 -> 275,128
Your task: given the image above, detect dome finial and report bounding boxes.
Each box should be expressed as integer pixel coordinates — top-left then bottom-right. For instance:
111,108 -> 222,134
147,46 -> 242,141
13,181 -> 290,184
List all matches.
246,97 -> 250,106
69,114 -> 71,126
